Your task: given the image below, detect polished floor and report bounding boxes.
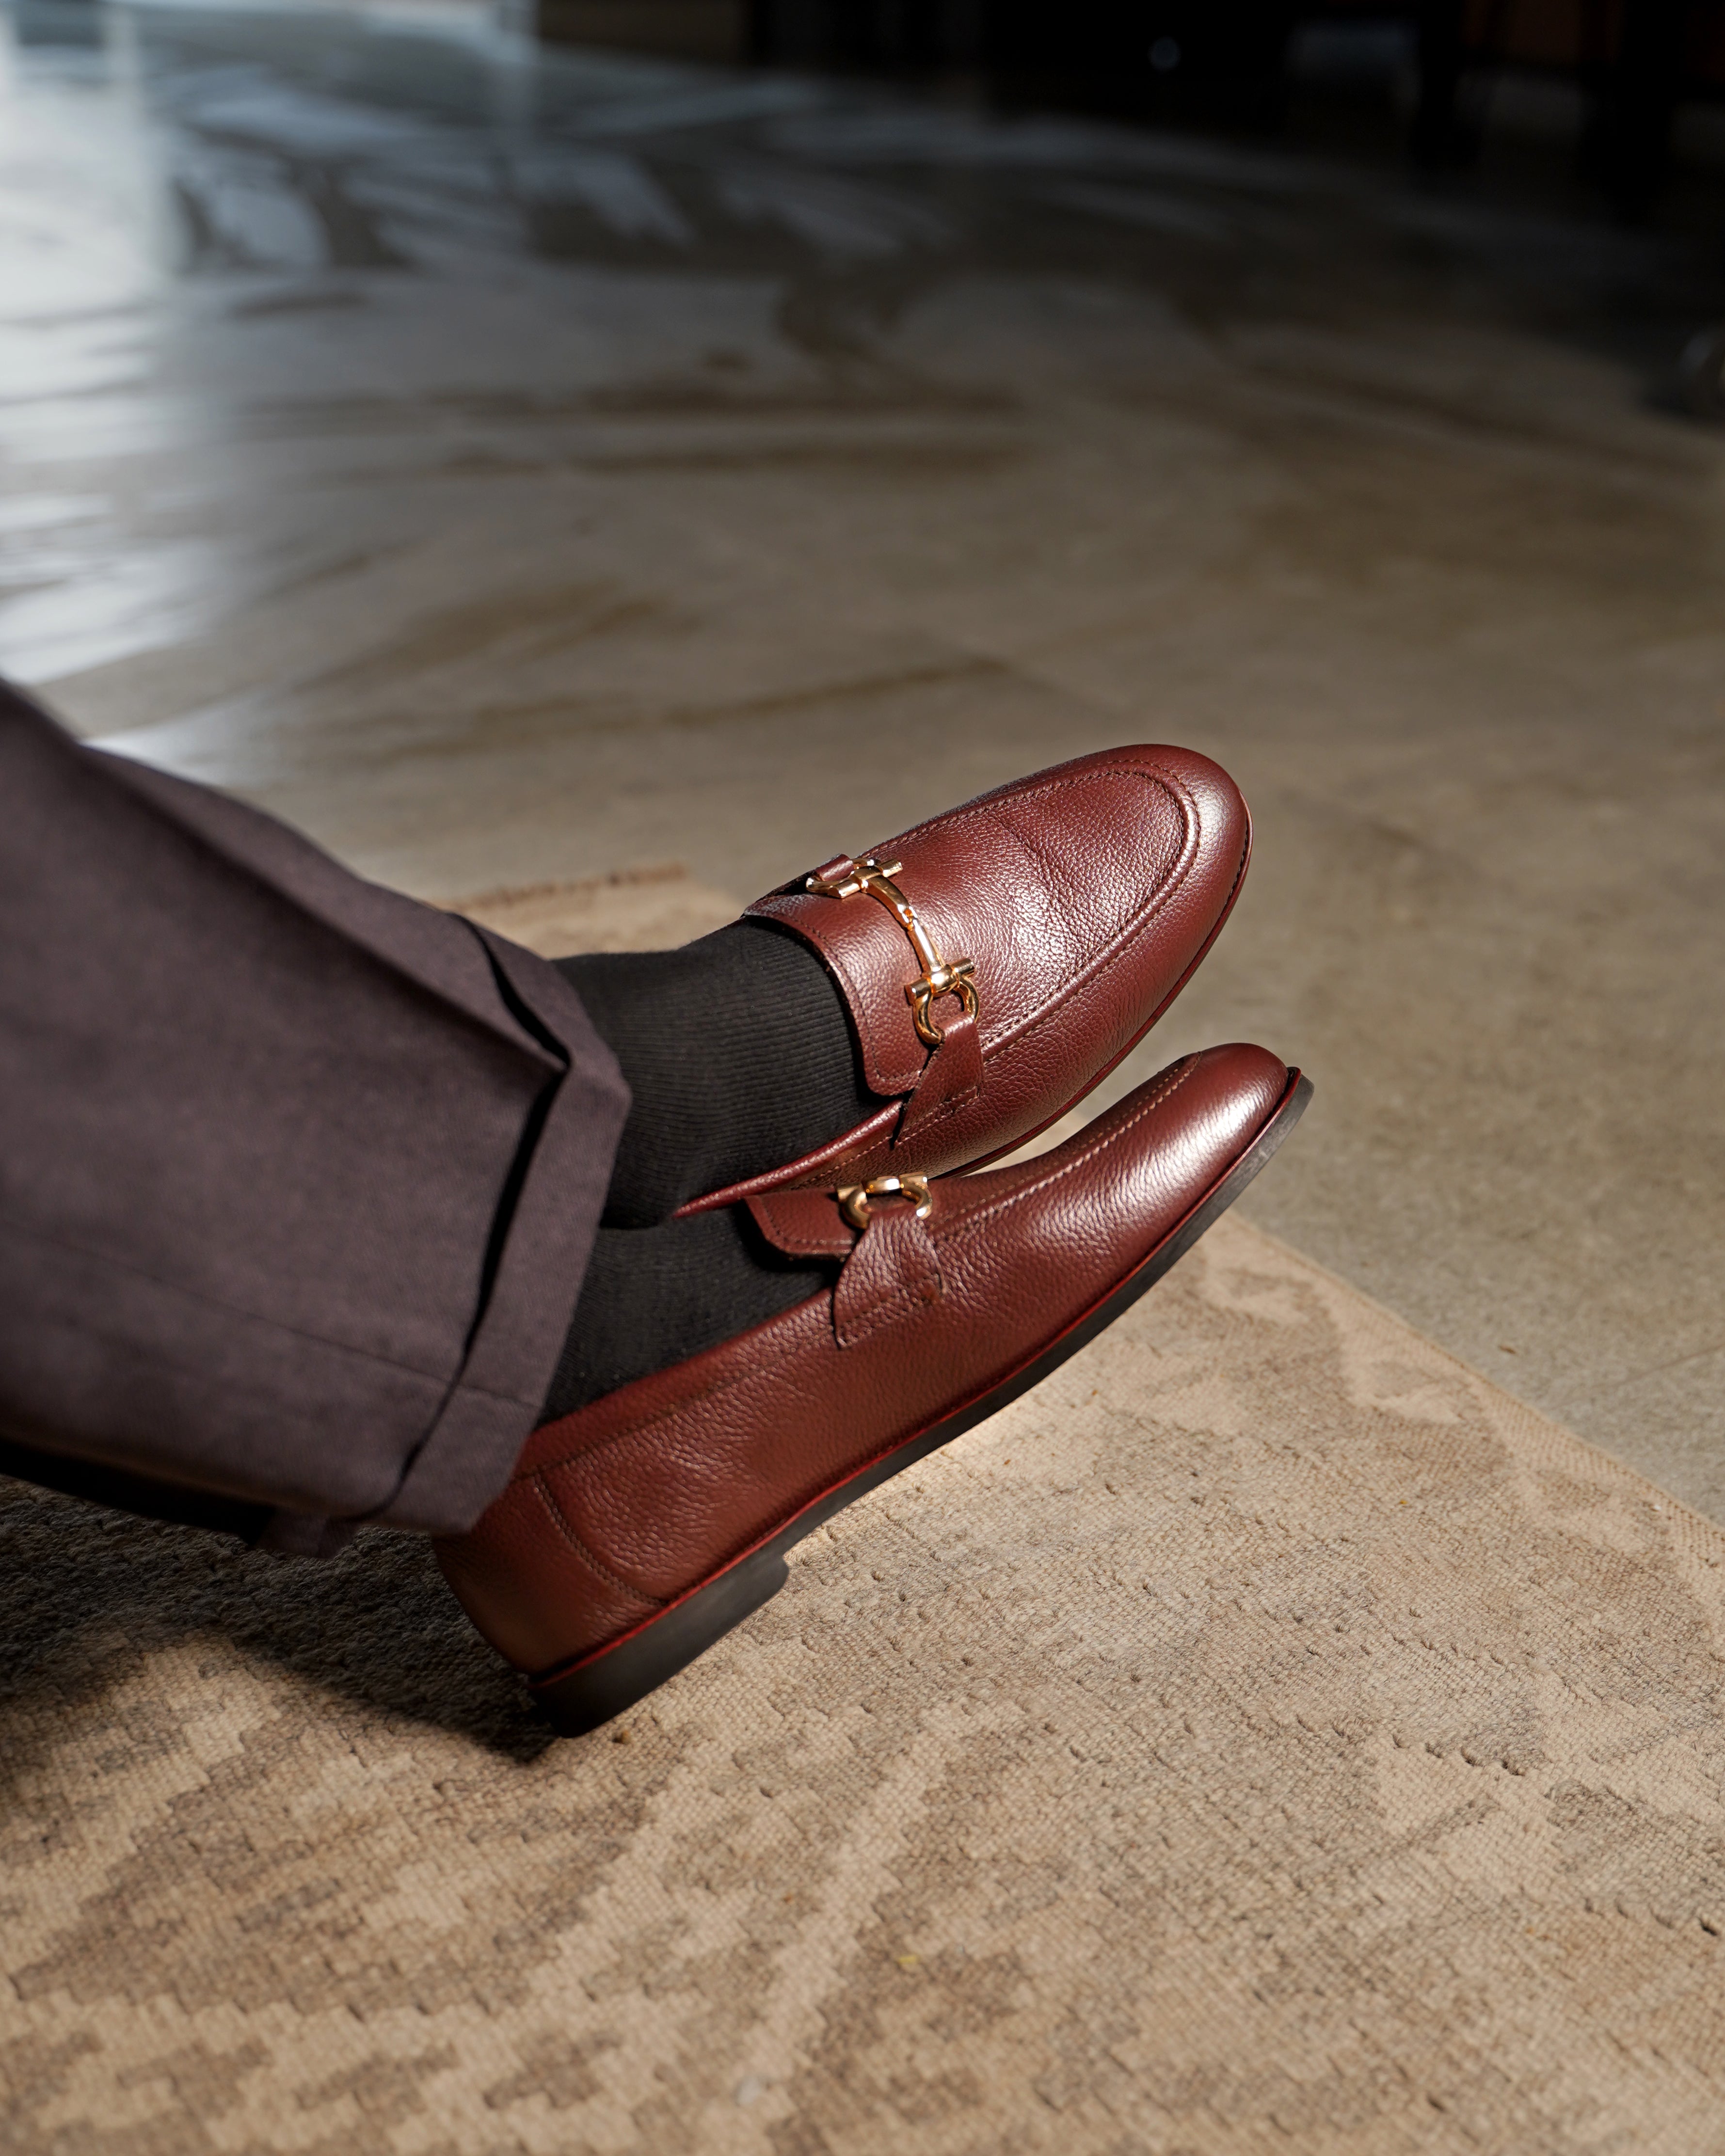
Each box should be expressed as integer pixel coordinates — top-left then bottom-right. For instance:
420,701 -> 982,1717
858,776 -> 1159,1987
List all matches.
4,2 -> 1725,1513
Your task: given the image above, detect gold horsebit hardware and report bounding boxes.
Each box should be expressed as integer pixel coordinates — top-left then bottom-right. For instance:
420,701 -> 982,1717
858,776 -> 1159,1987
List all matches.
836,1174 -> 932,1235
805,854 -> 979,1049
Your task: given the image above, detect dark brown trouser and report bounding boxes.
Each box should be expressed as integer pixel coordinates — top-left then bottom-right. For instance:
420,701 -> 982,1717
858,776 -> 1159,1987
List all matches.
0,682 -> 629,1553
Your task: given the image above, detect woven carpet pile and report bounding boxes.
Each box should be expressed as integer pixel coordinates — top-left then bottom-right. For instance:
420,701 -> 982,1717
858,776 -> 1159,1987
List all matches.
5,879 -> 1725,2154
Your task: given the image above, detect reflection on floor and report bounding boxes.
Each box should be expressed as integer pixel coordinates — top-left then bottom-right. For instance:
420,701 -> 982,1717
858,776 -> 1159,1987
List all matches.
2,0 -> 1724,1512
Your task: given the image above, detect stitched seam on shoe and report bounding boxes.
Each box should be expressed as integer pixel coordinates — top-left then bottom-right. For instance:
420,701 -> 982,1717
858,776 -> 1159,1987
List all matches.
718,774 -> 1245,1199
963,768 -> 1203,1062
835,1224 -> 944,1342
531,1470 -> 671,1609
838,1267 -> 944,1345
902,767 -> 1199,1060
760,761 -> 1204,1077
936,1057 -> 1202,1252
518,1057 -> 1211,1483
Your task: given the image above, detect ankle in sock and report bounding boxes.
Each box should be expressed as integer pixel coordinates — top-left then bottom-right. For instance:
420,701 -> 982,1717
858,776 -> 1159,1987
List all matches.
558,919 -> 875,1227
539,1206 -> 833,1422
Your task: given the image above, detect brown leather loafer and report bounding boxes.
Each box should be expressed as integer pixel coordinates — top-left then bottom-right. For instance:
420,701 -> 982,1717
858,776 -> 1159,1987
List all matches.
676,744 -> 1251,1215
436,1044 -> 1310,1734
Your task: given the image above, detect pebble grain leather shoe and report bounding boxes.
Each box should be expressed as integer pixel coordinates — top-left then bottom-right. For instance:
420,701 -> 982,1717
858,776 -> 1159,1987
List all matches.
436,1044 -> 1311,1734
674,743 -> 1253,1214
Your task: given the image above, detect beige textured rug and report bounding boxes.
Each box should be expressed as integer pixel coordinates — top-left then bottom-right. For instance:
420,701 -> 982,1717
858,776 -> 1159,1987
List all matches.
5,881 -> 1725,2154
449,865 -> 741,958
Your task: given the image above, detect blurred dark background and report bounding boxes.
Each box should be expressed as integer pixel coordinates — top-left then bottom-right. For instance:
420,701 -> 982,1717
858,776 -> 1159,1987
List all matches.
533,0 -> 1725,227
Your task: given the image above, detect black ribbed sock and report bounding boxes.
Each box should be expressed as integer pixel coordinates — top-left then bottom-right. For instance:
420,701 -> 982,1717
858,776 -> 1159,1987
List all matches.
557,919 -> 875,1228
539,1206 -> 833,1422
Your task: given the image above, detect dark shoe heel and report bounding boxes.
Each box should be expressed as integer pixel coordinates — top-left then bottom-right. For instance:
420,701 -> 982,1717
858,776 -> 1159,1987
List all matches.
534,1545 -> 790,1736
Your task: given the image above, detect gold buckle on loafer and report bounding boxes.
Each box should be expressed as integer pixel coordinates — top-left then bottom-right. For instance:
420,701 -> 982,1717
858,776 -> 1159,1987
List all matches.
806,854 -> 979,1049
836,1173 -> 933,1233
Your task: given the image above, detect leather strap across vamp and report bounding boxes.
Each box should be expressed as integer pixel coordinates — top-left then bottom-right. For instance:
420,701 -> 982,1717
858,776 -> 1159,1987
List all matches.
674,744 -> 1252,1215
